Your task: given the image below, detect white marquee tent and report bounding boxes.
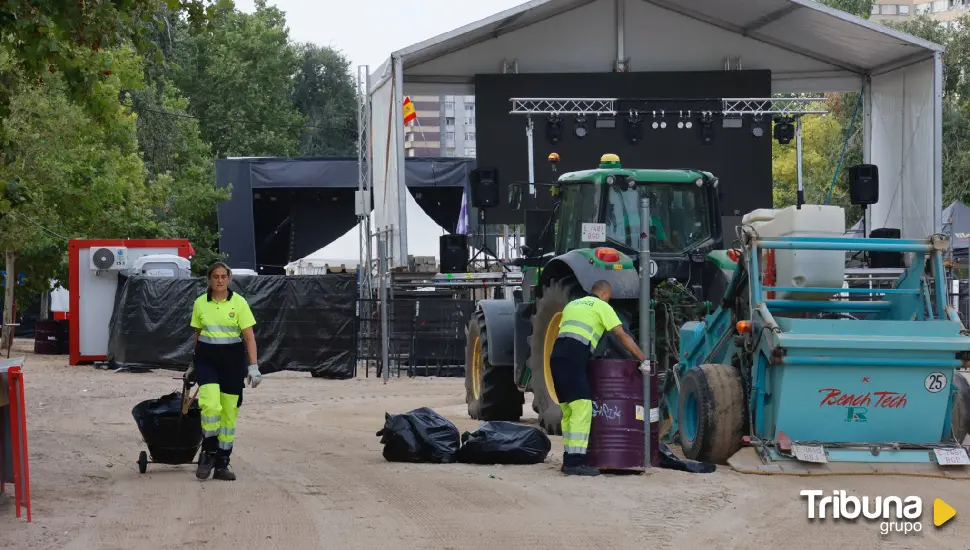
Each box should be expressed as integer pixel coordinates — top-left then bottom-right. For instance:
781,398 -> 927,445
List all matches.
367,0 -> 943,268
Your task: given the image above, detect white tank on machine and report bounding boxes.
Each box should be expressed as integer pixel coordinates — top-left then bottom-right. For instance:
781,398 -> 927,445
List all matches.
130,254 -> 193,278
742,205 -> 846,301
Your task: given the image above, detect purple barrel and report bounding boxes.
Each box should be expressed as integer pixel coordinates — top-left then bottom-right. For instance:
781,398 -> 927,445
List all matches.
586,359 -> 659,470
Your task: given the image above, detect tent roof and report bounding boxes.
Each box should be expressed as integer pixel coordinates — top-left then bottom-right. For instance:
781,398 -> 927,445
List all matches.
379,0 -> 942,88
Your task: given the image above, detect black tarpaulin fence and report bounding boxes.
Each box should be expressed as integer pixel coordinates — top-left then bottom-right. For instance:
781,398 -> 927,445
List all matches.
107,274 -> 357,378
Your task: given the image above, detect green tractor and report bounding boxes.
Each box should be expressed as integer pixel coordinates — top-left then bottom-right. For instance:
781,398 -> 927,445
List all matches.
464,154 -> 735,434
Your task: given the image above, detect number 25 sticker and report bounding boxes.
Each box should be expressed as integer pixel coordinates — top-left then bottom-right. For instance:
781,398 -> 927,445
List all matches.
924,372 -> 947,393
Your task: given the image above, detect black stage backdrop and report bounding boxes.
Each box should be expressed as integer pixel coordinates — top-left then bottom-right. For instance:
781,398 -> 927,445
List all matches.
474,71 -> 774,232
107,274 -> 357,379
216,157 -> 473,274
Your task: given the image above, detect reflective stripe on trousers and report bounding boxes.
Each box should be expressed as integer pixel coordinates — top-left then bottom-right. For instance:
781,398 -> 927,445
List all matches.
560,399 -> 593,455
198,383 -> 240,452
199,325 -> 242,345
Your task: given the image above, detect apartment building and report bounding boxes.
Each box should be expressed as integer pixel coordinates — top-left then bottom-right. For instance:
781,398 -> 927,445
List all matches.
403,95 -> 477,158
871,0 -> 968,26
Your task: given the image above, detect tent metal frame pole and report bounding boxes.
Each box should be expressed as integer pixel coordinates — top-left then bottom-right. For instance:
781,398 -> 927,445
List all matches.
796,116 -> 804,209
526,117 -> 535,195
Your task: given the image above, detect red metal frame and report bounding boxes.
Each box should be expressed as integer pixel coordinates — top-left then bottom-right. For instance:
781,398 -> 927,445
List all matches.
6,366 -> 30,521
68,240 -> 191,365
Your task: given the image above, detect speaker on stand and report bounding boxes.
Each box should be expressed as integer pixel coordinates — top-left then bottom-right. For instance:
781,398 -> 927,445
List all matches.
847,164 -> 880,267
439,234 -> 469,274
468,168 -> 500,271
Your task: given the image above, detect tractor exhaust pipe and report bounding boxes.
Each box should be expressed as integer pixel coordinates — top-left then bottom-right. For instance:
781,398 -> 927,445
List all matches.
639,196 -> 652,470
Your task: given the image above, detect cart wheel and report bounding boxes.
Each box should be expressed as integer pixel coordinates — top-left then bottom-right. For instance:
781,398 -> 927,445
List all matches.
138,451 -> 148,474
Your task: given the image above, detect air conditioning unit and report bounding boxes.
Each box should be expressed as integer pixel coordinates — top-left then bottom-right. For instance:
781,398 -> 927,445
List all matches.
89,247 -> 129,271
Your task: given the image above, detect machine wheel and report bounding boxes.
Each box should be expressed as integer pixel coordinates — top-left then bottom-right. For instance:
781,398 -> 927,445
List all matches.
678,364 -> 744,465
526,276 -> 584,435
464,311 -> 523,421
138,451 -> 148,474
951,371 -> 970,443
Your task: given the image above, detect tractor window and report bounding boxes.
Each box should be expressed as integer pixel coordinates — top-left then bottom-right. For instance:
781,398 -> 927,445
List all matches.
606,184 -> 711,253
556,183 -> 603,252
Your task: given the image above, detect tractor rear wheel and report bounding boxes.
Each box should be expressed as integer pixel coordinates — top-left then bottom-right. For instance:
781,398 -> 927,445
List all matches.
678,364 -> 744,464
951,371 -> 970,443
464,310 -> 523,421
526,277 -> 584,435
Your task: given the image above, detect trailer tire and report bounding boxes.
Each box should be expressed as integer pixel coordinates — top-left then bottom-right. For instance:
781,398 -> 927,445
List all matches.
951,371 -> 970,443
526,277 -> 585,435
465,310 -> 523,421
678,364 -> 744,465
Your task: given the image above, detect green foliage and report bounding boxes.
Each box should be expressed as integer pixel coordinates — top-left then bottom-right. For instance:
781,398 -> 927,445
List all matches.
171,0 -> 304,157
819,0 -> 875,18
292,43 -> 358,156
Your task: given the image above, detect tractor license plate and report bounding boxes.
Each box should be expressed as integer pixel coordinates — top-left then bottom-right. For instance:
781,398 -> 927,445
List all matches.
933,448 -> 970,466
791,444 -> 828,464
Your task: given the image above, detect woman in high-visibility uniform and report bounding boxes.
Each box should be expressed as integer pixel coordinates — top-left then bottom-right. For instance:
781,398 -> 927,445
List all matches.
186,261 -> 262,481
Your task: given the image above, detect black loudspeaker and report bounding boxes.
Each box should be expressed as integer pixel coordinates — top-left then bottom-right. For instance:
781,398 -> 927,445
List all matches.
869,227 -> 903,269
439,234 -> 469,273
525,209 -> 556,254
470,168 -> 499,208
848,164 -> 879,206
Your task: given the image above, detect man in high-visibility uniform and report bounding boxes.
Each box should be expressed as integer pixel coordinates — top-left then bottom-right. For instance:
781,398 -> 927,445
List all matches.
550,280 -> 646,476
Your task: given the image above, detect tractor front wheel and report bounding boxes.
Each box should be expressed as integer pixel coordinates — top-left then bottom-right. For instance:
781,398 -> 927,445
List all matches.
678,364 -> 745,464
526,277 -> 584,435
464,310 -> 523,421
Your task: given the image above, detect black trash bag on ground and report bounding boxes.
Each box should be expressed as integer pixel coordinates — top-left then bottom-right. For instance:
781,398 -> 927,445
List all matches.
457,421 -> 551,465
376,407 -> 460,463
658,442 -> 717,473
132,391 -> 203,465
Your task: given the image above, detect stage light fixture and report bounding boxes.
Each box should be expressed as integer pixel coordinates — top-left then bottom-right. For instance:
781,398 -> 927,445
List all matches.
699,112 -> 715,145
751,116 -> 766,138
773,116 -> 795,144
626,110 -> 643,144
574,115 -> 588,138
546,114 -> 563,144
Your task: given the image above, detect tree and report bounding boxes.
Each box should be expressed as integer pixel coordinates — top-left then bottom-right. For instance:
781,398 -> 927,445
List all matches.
819,0 -> 875,17
291,43 -> 358,157
0,1 -> 226,147
0,44 -> 150,347
772,110 -> 849,206
171,0 -> 304,157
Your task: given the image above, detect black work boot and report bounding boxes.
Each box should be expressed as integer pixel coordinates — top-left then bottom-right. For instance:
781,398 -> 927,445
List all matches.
196,451 -> 215,480
213,452 -> 236,481
563,453 -> 600,476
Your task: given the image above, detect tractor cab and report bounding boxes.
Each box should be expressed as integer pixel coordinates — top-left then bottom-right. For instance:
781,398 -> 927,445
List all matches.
547,154 -> 723,282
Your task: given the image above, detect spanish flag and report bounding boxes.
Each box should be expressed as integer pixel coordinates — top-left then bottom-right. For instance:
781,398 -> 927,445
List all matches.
403,96 -> 417,125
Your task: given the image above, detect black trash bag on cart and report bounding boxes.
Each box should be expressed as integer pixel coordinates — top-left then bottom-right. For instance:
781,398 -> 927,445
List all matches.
132,390 -> 203,465
376,407 -> 460,463
457,421 -> 551,465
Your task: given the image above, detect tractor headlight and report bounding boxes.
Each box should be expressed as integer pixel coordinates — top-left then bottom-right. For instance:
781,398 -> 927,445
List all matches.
606,175 -> 615,185
695,178 -> 704,187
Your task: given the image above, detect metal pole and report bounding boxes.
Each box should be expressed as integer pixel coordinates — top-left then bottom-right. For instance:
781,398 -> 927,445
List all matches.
380,231 -> 390,383
527,117 -> 536,195
639,197 -> 652,470
796,116 -> 804,209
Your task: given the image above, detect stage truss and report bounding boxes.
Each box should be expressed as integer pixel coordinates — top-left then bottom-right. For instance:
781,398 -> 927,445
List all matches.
509,97 -> 830,205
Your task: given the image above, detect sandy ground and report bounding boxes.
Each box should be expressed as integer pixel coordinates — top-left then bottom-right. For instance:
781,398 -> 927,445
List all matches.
1,340 -> 969,550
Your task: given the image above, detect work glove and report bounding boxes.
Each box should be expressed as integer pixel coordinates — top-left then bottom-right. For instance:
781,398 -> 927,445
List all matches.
183,363 -> 197,386
639,360 -> 653,376
246,364 -> 262,388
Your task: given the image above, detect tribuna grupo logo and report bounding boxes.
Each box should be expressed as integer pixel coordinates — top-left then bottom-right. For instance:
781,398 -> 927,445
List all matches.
801,490 -> 922,535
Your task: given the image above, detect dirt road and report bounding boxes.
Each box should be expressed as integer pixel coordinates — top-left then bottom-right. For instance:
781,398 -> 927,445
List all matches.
1,341 -> 968,549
